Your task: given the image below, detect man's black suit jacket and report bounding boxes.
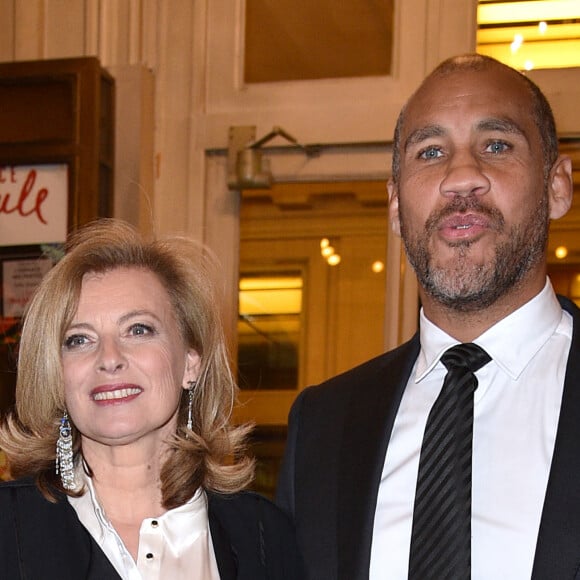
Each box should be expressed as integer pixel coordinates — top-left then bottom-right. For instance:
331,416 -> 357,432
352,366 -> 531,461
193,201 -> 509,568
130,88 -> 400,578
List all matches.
0,478 -> 304,579
276,295 -> 580,580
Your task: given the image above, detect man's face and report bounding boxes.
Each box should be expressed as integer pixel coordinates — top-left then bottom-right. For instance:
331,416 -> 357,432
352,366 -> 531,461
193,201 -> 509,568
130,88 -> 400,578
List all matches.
388,66 -> 553,312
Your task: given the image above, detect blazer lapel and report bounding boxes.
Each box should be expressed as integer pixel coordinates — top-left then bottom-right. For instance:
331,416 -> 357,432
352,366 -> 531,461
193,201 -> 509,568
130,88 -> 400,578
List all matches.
532,296 -> 580,578
337,334 -> 420,580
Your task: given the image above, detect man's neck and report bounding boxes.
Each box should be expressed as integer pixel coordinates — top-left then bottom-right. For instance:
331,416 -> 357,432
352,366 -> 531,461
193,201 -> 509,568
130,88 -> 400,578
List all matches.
420,277 -> 547,342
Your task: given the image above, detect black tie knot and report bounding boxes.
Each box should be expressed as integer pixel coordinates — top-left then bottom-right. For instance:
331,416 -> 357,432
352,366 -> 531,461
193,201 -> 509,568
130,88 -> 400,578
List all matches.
441,342 -> 491,374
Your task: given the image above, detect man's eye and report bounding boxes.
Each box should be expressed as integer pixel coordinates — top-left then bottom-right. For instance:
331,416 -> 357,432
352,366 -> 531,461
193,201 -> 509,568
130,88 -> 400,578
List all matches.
486,141 -> 510,154
418,147 -> 443,160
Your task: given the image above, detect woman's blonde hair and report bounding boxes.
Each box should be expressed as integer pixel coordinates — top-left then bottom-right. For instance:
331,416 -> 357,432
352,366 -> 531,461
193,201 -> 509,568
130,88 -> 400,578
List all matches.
0,218 -> 254,506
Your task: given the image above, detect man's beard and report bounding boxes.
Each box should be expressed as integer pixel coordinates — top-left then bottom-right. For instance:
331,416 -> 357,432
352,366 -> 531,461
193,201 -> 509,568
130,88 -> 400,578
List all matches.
400,193 -> 549,312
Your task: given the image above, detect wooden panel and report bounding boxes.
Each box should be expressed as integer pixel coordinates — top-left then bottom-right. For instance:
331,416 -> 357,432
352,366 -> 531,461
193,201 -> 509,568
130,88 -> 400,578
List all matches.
244,0 -> 395,82
0,57 -> 115,229
0,78 -> 75,144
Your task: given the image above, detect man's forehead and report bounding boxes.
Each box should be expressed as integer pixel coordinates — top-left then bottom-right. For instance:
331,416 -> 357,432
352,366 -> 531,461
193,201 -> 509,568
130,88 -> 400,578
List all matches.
402,68 -> 534,132
410,66 -> 529,105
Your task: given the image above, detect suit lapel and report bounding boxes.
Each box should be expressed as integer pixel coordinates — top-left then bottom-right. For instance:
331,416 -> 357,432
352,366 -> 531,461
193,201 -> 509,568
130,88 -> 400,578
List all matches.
532,296 -> 580,578
337,334 -> 420,580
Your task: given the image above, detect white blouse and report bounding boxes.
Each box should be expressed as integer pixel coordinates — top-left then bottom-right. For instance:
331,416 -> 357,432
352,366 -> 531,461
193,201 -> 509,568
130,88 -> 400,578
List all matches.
68,472 -> 221,580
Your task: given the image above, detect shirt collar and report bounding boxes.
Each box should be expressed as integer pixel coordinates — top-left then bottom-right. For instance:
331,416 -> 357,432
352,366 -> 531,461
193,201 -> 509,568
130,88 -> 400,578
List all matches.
416,279 -> 565,382
70,468 -> 209,554
146,488 -> 209,554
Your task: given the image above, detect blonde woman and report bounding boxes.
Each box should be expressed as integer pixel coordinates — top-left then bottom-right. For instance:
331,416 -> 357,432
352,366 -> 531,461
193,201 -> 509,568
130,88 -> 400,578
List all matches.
0,219 -> 303,579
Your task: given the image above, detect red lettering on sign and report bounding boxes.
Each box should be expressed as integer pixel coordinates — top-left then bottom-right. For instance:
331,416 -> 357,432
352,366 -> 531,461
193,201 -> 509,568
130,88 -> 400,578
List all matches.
0,167 -> 16,184
0,170 -> 48,224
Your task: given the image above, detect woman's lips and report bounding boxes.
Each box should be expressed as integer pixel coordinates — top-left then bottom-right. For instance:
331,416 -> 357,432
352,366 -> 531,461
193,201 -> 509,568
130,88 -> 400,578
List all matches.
91,385 -> 143,403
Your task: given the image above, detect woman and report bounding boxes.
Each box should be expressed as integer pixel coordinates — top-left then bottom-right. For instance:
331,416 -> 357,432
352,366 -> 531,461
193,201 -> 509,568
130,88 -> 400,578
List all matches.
0,219 -> 304,579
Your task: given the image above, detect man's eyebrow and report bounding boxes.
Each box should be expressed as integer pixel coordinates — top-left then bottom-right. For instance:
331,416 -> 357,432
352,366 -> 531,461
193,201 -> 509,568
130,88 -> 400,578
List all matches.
404,125 -> 445,152
476,117 -> 525,136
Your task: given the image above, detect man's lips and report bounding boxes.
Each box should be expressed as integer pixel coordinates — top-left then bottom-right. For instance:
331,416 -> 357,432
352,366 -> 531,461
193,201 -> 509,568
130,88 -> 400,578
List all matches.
90,385 -> 143,402
437,212 -> 491,240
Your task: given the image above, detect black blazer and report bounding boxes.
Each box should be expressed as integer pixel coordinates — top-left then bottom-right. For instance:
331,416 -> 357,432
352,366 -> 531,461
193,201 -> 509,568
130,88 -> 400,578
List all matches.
0,478 -> 304,580
276,296 -> 580,580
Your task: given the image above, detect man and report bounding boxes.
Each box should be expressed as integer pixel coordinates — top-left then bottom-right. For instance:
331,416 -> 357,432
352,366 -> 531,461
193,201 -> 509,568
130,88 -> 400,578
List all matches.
276,54 -> 578,579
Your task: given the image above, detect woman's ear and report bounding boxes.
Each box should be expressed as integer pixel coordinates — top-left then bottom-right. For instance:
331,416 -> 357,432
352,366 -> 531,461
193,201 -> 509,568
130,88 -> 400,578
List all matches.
387,179 -> 402,237
548,155 -> 573,220
182,349 -> 201,389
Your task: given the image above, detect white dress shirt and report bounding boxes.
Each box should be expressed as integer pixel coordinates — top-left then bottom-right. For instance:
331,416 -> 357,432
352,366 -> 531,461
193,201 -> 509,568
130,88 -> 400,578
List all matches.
68,471 -> 220,580
370,280 -> 572,579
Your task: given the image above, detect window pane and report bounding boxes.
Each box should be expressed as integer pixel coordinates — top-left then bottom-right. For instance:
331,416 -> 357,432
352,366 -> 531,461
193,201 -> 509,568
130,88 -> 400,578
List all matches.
244,0 -> 394,83
237,273 -> 302,390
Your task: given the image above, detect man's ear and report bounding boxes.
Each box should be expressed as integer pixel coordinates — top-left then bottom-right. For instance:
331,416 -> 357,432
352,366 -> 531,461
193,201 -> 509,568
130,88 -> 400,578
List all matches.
548,155 -> 573,220
387,178 -> 402,237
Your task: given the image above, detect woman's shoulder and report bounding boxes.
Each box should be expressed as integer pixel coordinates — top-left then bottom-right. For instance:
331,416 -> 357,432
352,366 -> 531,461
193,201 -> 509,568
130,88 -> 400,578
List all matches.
0,476 -> 39,495
0,477 -> 70,534
0,476 -> 66,512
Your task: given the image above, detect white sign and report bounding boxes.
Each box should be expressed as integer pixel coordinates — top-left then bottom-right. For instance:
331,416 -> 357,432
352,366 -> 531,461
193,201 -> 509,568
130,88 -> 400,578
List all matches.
0,164 -> 68,246
2,258 -> 53,317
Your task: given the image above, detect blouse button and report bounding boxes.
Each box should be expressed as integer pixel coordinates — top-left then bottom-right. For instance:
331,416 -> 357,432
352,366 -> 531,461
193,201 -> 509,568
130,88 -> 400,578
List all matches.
146,553 -> 154,560
151,520 -> 158,528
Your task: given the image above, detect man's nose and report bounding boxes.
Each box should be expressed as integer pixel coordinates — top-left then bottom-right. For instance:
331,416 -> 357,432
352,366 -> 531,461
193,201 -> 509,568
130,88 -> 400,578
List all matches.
439,151 -> 491,198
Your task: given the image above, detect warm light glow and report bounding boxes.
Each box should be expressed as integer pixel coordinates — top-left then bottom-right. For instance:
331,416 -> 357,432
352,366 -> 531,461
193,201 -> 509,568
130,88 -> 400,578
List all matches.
478,1 -> 580,25
240,276 -> 303,290
327,254 -> 341,266
238,274 -> 303,326
511,34 -> 524,53
320,237 -> 330,249
477,1 -> 580,70
555,246 -> 569,259
372,260 -> 384,273
321,245 -> 335,257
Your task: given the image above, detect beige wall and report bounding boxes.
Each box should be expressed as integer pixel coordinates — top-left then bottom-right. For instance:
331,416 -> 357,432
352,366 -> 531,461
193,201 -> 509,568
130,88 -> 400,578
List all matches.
0,0 -> 201,238
1,0 -> 578,363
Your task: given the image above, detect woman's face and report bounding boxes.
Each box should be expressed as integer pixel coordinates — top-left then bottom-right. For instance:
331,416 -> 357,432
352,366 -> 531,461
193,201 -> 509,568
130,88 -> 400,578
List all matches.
62,267 -> 200,451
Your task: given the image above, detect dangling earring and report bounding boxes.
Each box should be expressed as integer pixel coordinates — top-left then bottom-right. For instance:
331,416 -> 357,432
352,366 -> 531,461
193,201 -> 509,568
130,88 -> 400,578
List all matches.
56,410 -> 75,490
187,381 -> 196,431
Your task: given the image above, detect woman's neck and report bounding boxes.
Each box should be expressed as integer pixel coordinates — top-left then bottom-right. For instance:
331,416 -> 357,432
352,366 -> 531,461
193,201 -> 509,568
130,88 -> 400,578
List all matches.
82,440 -> 168,560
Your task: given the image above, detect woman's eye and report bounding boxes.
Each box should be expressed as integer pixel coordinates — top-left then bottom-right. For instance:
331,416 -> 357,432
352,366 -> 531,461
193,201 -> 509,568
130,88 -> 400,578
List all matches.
63,334 -> 88,349
129,323 -> 154,337
418,146 -> 443,160
486,140 -> 510,154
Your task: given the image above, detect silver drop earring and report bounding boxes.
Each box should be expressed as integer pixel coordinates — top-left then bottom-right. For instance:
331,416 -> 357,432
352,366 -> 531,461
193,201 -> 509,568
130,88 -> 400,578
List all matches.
56,411 -> 75,490
187,381 -> 196,431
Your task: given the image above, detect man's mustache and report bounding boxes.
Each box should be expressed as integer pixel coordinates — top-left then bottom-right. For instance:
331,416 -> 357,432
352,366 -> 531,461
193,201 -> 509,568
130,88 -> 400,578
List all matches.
424,196 -> 505,235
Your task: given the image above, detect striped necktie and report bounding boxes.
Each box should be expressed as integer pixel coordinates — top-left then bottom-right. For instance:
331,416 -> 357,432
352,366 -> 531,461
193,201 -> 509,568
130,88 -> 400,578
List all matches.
408,343 -> 491,579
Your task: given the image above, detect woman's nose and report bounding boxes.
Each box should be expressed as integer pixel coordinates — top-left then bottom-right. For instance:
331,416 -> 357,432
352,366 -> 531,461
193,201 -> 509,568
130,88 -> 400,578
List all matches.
97,337 -> 127,372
